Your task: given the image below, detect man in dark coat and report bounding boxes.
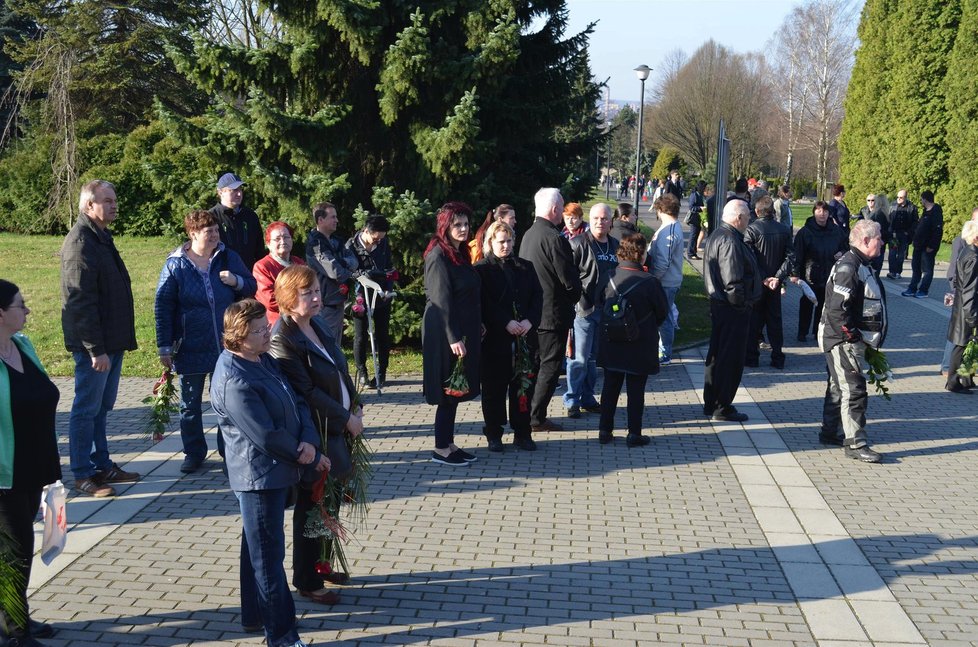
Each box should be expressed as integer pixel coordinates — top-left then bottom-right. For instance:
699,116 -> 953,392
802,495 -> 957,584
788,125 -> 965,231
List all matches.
61,180 -> 140,497
519,188 -> 582,432
793,202 -> 848,342
885,189 -> 918,279
855,194 -> 891,275
346,215 -> 396,387
744,196 -> 795,369
306,202 -> 357,343
902,190 -> 944,298
665,170 -> 683,201
209,172 -> 265,271
702,199 -> 762,422
818,220 -> 887,463
945,219 -> 978,393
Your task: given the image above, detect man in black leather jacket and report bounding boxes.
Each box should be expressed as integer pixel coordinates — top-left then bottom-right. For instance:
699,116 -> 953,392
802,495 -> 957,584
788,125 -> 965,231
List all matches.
886,189 -> 918,279
793,202 -> 848,342
745,196 -> 795,369
818,220 -> 888,463
702,200 -> 762,422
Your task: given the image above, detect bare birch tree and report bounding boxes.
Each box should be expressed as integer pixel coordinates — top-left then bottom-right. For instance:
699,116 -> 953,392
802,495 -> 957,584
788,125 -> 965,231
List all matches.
205,0 -> 280,48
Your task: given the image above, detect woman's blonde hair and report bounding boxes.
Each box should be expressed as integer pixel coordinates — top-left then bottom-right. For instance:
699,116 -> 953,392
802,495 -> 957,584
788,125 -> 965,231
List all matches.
962,219 -> 978,246
482,221 -> 515,257
274,264 -> 318,315
223,299 -> 266,352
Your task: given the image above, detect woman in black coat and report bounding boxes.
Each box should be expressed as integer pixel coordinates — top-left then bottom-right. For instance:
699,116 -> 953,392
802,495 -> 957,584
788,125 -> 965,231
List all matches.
946,221 -> 978,393
423,202 -> 482,466
596,233 -> 669,447
474,221 -> 543,452
268,265 -> 362,604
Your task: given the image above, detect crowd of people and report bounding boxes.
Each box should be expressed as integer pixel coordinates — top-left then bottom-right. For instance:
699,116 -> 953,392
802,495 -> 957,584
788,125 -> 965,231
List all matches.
1,170 -> 976,647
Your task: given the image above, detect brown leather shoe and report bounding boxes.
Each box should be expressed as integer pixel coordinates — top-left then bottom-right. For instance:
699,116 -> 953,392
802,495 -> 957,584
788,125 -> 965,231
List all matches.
74,478 -> 115,497
298,588 -> 341,605
97,463 -> 140,484
531,419 -> 563,432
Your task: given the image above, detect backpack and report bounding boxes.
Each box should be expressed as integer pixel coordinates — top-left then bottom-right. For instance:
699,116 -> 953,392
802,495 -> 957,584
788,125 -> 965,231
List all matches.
601,275 -> 652,343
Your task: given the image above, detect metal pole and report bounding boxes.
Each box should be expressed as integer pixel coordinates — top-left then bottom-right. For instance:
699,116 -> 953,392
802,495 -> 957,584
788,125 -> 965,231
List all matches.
605,84 -> 612,200
634,77 -> 646,215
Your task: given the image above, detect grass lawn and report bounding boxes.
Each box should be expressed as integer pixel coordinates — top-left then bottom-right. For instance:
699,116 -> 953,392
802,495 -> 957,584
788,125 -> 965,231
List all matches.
0,231 -> 709,377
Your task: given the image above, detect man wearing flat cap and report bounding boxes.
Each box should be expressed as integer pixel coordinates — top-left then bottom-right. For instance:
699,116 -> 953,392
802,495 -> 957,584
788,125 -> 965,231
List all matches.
209,172 -> 265,270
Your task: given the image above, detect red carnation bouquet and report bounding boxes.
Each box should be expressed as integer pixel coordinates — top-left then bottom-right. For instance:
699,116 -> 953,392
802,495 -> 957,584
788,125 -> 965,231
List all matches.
443,337 -> 470,398
513,307 -> 535,413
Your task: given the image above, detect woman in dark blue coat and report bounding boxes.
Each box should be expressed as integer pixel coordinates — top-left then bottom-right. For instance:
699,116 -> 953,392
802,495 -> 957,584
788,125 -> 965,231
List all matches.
597,233 -> 669,447
155,210 -> 256,473
422,202 -> 482,466
210,299 -> 326,647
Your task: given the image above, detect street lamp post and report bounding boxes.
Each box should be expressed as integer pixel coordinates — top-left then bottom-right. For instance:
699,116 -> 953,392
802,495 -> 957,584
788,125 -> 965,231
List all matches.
633,64 -> 651,216
605,83 -> 612,200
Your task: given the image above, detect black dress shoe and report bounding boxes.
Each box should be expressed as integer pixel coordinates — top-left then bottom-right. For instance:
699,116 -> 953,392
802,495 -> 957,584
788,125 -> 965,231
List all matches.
512,437 -> 538,451
844,445 -> 882,463
566,406 -> 581,419
819,434 -> 845,447
946,385 -> 973,394
581,404 -> 602,414
180,456 -> 204,474
626,434 -> 651,447
770,360 -> 785,369
712,407 -> 748,422
598,432 -> 613,444
486,438 -> 504,452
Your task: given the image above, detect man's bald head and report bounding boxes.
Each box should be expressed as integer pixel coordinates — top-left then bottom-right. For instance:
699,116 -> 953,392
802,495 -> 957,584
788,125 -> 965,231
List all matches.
722,199 -> 750,233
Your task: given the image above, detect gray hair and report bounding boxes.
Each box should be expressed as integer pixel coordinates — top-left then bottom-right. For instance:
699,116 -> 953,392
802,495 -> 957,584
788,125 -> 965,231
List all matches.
589,202 -> 613,220
534,187 -> 562,219
962,220 -> 978,245
722,199 -> 749,224
850,218 -> 881,245
78,179 -> 115,215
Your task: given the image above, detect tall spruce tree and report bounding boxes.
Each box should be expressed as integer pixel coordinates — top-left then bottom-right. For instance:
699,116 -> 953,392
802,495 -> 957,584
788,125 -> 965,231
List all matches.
942,0 -> 978,238
175,0 -> 602,233
838,0 -> 896,198
881,0 -> 960,197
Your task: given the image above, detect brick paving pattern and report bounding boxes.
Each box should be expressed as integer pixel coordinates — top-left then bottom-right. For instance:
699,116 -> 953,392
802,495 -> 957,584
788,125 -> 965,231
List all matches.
21,209 -> 978,645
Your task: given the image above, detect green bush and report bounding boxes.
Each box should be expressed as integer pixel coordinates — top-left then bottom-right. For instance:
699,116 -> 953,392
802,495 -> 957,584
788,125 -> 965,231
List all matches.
0,137 -> 53,233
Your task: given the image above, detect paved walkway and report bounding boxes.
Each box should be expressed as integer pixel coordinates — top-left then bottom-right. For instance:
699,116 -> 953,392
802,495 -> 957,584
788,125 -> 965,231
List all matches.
22,223 -> 978,646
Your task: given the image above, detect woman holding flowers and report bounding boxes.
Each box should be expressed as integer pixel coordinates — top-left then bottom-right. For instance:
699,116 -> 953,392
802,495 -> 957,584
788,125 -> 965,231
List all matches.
155,209 -> 256,474
946,220 -> 978,393
423,202 -> 482,466
474,221 -> 542,452
268,265 -> 361,604
210,299 -> 326,647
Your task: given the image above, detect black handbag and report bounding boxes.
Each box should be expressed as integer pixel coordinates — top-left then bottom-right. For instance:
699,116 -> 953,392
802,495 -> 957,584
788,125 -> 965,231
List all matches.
325,433 -> 354,482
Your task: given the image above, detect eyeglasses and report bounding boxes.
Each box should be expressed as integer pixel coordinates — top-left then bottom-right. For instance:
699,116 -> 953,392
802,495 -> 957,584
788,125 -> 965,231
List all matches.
248,324 -> 271,336
867,199 -> 875,203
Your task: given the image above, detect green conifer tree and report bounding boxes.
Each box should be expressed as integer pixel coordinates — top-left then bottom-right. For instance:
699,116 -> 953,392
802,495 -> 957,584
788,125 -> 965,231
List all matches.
881,0 -> 960,197
942,0 -> 978,239
838,0 -> 897,199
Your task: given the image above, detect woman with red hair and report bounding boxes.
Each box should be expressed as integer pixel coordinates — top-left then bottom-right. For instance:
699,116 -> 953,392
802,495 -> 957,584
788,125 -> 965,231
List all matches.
253,221 -> 305,324
423,202 -> 482,465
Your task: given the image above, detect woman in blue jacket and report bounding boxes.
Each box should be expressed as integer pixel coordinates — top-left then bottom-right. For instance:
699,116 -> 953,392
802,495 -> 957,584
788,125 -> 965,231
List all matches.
210,299 -> 327,647
155,210 -> 256,473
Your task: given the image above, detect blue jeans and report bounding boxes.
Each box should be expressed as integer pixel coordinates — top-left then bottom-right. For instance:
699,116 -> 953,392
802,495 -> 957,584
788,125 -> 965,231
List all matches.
564,312 -> 600,409
179,373 -> 224,461
658,286 -> 680,361
235,487 -> 300,647
68,351 -> 124,480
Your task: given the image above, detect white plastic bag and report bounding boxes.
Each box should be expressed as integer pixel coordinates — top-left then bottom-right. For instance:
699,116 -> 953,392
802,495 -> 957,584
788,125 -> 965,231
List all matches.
40,480 -> 67,565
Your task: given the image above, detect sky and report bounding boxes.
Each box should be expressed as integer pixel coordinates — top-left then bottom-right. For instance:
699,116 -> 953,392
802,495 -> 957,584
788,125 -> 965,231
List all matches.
564,0 -> 832,103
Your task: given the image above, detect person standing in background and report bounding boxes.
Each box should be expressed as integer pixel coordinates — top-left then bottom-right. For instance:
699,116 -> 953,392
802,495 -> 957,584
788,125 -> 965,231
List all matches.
902,190 -> 943,299
209,173 -> 265,271
306,203 -> 356,341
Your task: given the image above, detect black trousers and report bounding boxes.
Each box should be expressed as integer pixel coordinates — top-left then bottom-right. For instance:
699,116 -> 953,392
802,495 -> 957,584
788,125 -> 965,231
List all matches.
687,221 -> 702,255
887,233 -> 910,275
703,301 -> 751,414
353,299 -> 391,380
292,485 -> 326,591
531,327 -> 568,426
946,344 -> 976,391
748,289 -> 784,363
908,247 -> 937,294
798,284 -> 826,338
599,370 -> 648,436
481,367 -> 534,441
0,486 -> 42,634
822,343 -> 868,447
433,400 -> 459,449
